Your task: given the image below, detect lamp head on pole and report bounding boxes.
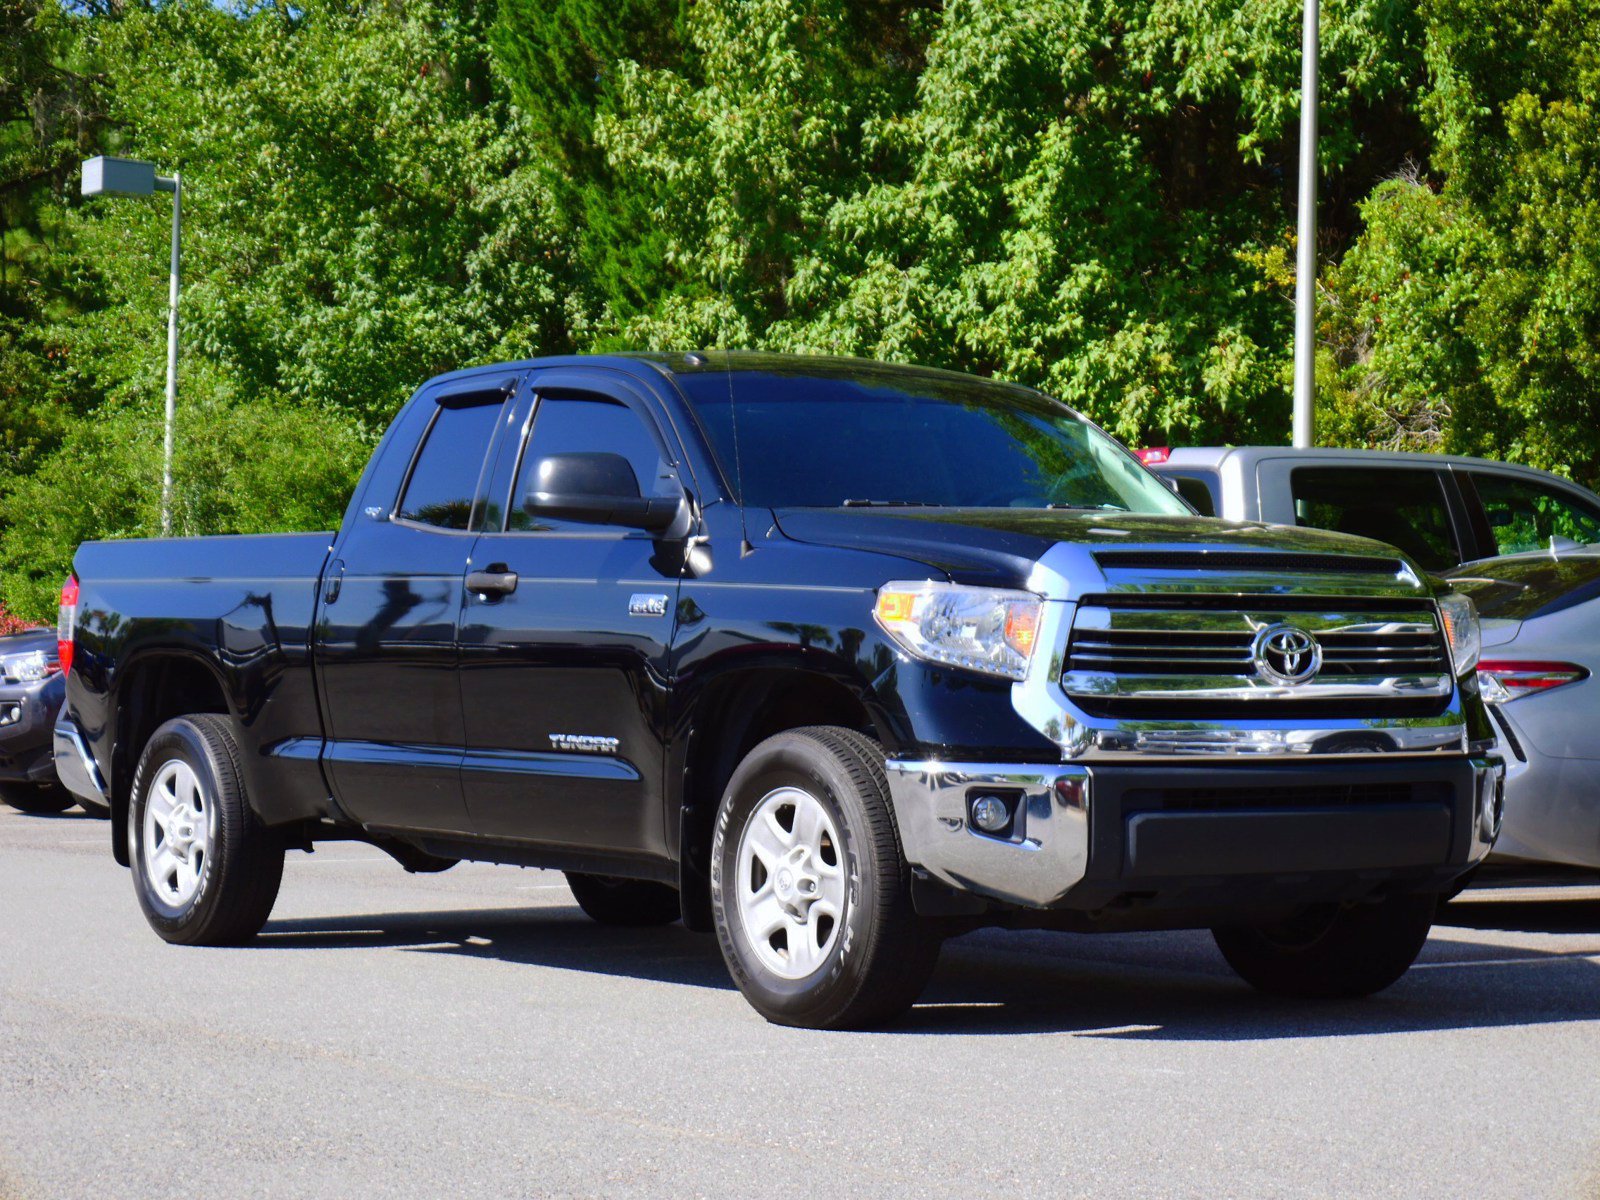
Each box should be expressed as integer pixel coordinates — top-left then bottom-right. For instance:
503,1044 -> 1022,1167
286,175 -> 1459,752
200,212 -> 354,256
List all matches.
81,156 -> 176,197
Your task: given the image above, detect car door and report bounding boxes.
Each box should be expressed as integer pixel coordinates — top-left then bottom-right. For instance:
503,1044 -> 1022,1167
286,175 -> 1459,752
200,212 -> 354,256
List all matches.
1257,458 -> 1471,571
456,370 -> 690,860
316,377 -> 520,834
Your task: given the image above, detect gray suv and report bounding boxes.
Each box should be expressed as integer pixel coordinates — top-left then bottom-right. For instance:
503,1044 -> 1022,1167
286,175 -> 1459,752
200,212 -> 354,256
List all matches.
1148,447 -> 1600,573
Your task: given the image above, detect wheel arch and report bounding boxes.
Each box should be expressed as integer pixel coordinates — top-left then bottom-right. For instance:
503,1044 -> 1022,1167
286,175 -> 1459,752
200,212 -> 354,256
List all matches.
673,663 -> 894,931
109,650 -> 232,866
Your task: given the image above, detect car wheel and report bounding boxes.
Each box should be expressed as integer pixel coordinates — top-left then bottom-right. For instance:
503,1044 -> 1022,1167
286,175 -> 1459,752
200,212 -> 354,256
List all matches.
1212,893 -> 1437,999
76,793 -> 111,819
0,782 -> 75,815
565,872 -> 681,926
711,726 -> 941,1029
129,714 -> 284,946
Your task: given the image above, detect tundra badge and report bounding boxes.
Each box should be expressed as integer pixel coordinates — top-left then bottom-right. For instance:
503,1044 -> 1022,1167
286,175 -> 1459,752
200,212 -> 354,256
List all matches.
549,734 -> 620,755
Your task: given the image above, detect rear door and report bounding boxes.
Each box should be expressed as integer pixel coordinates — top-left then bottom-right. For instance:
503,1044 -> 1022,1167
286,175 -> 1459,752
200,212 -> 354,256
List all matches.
316,377 -> 520,834
456,370 -> 689,861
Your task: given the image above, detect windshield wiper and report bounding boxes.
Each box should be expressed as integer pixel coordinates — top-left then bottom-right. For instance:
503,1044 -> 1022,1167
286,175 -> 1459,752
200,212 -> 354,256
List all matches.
840,499 -> 939,508
1044,502 -> 1128,512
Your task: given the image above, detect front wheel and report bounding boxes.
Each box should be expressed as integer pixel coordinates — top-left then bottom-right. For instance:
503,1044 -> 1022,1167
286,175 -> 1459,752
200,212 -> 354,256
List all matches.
0,782 -> 75,814
1212,893 -> 1437,999
711,726 -> 941,1029
129,715 -> 284,946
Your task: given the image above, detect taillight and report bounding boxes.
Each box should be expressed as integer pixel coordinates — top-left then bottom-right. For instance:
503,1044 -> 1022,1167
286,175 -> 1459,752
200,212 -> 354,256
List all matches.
57,576 -> 78,676
1136,446 -> 1171,466
1476,660 -> 1588,703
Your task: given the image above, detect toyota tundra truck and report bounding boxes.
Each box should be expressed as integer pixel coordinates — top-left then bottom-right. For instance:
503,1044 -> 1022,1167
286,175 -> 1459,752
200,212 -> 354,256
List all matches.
53,353 -> 1504,1028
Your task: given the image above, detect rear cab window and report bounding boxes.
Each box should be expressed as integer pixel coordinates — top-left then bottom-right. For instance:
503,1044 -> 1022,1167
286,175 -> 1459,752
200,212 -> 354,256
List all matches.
1289,466 -> 1461,571
1158,471 -> 1218,516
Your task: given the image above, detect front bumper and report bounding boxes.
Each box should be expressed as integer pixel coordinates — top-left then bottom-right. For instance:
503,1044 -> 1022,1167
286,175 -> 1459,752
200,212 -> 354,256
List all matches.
0,682 -> 65,785
886,755 -> 1504,911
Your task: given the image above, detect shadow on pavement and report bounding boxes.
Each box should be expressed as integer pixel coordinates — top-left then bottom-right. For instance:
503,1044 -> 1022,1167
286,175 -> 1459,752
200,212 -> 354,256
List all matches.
256,897 -> 1600,1039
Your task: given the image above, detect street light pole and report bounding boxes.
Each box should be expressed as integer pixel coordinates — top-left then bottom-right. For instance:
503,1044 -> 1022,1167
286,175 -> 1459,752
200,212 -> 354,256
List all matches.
1291,0 -> 1318,449
158,172 -> 179,537
80,156 -> 182,536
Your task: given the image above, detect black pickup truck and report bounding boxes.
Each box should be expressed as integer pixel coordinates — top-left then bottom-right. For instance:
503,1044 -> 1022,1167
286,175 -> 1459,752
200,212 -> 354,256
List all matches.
54,353 -> 1504,1028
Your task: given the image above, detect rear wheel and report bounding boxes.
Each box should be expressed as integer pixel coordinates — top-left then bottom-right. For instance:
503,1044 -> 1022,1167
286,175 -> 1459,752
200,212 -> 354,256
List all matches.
0,783 -> 74,815
565,872 -> 681,926
711,726 -> 941,1029
129,715 -> 284,946
1212,893 -> 1437,999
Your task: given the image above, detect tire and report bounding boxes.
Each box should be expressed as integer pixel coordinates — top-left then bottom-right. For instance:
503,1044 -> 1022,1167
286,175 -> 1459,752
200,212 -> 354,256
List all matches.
710,726 -> 941,1029
76,794 -> 111,819
565,872 -> 681,926
1212,893 -> 1438,999
0,782 -> 75,815
128,714 -> 284,946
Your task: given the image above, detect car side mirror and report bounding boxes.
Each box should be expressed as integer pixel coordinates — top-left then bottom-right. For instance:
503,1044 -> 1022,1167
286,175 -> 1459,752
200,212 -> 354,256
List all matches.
522,452 -> 690,536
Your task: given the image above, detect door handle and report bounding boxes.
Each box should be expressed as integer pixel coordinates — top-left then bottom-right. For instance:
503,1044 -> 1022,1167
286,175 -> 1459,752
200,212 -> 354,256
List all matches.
466,566 -> 518,597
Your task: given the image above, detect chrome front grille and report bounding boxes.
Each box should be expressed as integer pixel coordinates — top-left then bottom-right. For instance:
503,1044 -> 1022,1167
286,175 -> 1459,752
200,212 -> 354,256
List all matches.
1062,595 -> 1453,713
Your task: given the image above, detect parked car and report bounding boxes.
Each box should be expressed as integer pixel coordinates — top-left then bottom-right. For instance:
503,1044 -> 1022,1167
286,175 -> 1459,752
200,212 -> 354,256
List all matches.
53,353 -> 1502,1028
1145,446 -> 1600,573
0,628 -> 102,816
1446,550 -> 1600,872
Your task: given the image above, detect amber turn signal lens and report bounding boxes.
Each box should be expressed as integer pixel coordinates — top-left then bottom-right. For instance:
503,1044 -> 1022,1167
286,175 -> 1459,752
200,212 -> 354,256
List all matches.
1003,604 -> 1038,656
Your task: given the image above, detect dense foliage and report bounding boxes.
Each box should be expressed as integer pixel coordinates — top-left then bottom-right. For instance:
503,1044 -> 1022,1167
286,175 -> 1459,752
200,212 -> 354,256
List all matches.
2,0 -> 1598,618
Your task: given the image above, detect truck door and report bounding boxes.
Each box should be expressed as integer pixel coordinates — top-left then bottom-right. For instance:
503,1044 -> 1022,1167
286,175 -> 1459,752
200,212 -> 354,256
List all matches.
457,370 -> 687,861
316,378 -> 519,835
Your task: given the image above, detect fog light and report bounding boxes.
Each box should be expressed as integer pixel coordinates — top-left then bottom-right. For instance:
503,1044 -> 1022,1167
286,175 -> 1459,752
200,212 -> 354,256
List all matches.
970,794 -> 1012,834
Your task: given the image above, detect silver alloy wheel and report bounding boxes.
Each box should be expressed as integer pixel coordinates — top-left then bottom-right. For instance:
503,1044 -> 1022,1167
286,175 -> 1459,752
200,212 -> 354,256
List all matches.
734,785 -> 848,980
142,759 -> 214,907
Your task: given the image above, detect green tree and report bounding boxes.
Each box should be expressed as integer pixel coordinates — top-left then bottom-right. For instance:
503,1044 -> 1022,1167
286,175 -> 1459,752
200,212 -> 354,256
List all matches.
1323,0 -> 1600,485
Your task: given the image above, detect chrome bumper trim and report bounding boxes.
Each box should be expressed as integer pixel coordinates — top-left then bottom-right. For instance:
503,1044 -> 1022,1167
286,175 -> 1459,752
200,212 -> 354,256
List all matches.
52,714 -> 107,802
884,759 -> 1090,909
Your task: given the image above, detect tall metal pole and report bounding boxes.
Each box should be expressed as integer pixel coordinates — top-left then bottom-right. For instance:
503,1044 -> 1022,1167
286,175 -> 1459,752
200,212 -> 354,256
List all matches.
1292,0 -> 1318,449
158,172 -> 180,536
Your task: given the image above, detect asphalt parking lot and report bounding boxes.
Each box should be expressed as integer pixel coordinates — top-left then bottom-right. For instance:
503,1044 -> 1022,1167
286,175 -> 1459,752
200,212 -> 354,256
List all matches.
2,804 -> 1597,1200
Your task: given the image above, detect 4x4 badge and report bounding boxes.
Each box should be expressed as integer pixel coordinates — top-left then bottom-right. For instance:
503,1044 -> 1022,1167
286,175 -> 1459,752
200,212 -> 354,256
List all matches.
629,593 -> 669,617
1253,623 -> 1321,685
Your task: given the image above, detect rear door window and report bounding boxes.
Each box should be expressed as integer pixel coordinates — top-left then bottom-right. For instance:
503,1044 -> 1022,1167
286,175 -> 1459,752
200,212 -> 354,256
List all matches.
396,398 -> 506,530
1468,472 -> 1600,556
1289,466 -> 1460,570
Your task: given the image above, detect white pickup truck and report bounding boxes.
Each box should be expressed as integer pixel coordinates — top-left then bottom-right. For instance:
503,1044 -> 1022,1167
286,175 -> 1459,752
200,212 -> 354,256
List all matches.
1146,446 -> 1600,573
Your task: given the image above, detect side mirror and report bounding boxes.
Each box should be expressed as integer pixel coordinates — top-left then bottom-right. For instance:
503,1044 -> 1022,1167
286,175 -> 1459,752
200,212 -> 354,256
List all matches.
523,452 -> 690,535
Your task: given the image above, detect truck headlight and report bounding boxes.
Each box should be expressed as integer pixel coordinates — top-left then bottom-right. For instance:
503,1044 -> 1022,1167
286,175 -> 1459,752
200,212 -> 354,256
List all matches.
874,582 -> 1042,681
1438,591 -> 1481,675
1,650 -> 53,683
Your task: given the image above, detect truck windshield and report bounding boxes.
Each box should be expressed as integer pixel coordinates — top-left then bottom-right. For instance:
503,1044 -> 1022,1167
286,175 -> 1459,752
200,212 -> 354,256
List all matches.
676,365 -> 1186,514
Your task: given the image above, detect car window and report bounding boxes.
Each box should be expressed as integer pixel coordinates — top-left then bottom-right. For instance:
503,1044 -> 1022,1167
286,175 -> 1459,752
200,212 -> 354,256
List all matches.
508,394 -> 677,531
1289,466 -> 1459,570
395,398 -> 505,531
1469,472 -> 1600,556
1449,552 -> 1600,620
1167,473 -> 1216,516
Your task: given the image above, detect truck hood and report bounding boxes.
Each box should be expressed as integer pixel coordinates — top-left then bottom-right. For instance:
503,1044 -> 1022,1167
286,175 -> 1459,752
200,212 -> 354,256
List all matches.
771,508 -> 1430,595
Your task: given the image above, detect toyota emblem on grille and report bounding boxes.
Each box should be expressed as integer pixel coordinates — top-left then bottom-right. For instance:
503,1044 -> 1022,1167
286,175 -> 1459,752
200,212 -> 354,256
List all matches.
1252,623 -> 1321,685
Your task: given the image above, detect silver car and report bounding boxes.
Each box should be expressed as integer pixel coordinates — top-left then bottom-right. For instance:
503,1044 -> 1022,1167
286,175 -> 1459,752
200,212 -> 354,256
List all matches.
1146,446 -> 1600,573
1448,551 -> 1600,871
